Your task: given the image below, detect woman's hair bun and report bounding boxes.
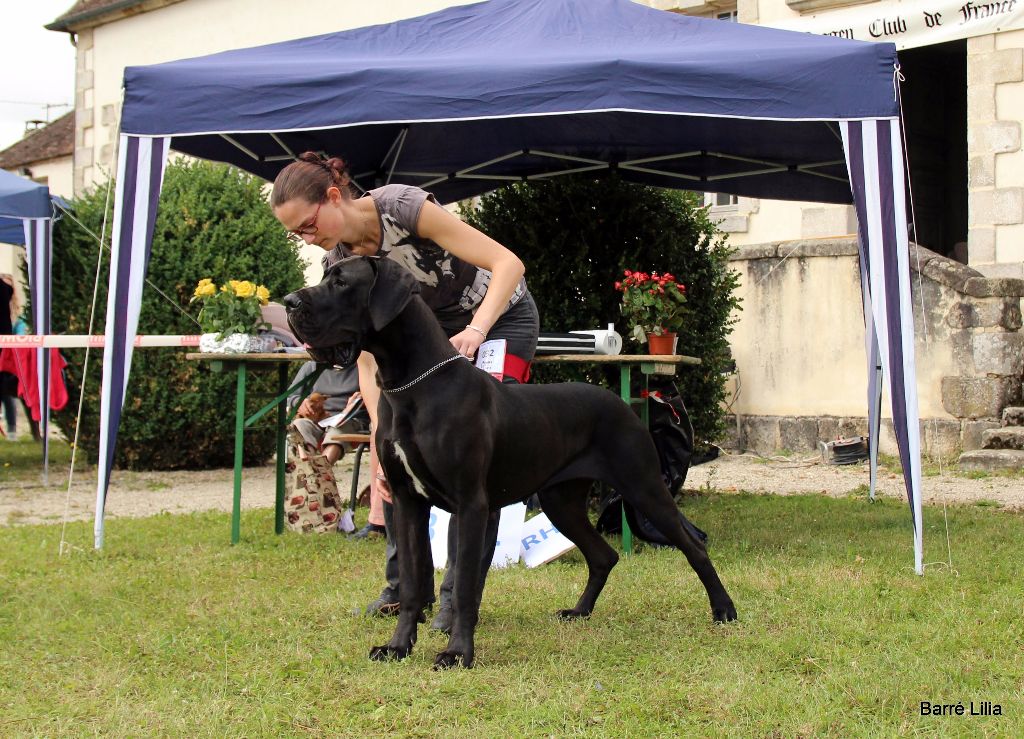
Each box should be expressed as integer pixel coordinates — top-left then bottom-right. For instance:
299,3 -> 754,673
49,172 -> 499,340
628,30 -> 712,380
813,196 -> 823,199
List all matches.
323,157 -> 349,176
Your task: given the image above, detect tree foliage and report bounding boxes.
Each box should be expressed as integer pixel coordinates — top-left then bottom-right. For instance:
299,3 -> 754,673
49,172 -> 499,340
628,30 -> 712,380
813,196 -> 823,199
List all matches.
43,160 -> 307,470
462,174 -> 741,447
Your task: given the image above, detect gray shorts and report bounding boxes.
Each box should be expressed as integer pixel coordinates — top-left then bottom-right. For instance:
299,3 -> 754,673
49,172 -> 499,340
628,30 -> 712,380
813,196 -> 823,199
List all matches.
437,290 -> 540,363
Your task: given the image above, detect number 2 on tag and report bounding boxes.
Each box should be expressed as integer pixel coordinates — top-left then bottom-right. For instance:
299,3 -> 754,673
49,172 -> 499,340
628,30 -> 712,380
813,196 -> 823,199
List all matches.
475,339 -> 507,381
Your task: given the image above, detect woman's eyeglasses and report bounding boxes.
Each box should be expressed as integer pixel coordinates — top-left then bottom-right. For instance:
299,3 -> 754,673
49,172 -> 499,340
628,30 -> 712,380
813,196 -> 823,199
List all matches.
287,201 -> 323,241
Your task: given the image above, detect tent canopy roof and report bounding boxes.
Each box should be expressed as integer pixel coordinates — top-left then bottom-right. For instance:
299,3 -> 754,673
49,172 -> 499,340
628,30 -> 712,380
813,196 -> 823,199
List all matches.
120,0 -> 900,203
0,168 -> 52,220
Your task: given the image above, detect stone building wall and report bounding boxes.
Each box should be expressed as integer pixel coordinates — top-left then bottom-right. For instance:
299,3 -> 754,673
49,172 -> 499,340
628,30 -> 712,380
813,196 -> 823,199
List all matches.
723,239 -> 1024,458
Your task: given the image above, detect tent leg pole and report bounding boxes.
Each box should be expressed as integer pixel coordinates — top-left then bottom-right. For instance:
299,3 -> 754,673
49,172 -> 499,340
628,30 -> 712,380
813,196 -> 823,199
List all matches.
275,364 -> 287,535
232,364 -> 246,545
619,365 -> 633,555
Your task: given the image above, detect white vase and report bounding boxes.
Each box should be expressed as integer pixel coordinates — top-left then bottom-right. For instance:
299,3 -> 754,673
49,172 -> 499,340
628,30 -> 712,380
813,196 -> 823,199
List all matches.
199,332 -> 277,354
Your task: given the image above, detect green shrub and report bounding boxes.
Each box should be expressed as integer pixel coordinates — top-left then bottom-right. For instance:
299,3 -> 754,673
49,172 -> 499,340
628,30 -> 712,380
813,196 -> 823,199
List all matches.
44,160 -> 307,470
461,174 -> 741,447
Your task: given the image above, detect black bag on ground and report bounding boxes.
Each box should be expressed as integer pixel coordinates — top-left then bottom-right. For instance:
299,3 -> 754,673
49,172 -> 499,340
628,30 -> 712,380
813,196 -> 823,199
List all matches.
595,381 -> 707,546
647,379 -> 695,495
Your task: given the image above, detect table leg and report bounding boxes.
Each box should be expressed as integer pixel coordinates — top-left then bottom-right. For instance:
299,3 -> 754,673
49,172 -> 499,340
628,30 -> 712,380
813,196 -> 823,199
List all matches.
275,363 -> 287,535
619,365 -> 633,555
232,363 -> 247,545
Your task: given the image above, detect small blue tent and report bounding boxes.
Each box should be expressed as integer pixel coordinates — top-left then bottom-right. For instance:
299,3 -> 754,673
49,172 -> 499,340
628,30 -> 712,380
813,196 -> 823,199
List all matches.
0,168 -> 57,468
100,0 -> 923,569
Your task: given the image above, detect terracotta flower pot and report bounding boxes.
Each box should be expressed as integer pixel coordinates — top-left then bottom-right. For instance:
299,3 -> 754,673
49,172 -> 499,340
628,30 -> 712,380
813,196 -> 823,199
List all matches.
647,332 -> 677,355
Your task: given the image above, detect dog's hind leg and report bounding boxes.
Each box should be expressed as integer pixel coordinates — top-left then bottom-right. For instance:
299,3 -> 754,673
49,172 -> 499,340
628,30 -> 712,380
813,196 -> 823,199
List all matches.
537,479 -> 618,620
602,436 -> 737,624
598,425 -> 741,622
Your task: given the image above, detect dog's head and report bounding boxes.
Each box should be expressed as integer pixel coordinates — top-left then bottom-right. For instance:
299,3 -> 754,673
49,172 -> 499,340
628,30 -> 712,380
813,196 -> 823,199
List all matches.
283,256 -> 420,368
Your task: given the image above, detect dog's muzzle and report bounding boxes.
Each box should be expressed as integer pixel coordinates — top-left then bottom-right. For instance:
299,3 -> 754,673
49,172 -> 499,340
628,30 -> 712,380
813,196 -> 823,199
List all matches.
305,341 -> 361,369
284,293 -> 363,369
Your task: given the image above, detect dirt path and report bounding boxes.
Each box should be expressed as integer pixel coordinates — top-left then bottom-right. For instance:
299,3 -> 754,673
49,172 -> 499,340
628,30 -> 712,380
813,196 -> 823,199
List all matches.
3,451 -> 1020,528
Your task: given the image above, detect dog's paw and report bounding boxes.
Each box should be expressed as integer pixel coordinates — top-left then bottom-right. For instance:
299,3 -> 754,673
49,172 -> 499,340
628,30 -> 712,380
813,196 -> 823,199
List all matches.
369,644 -> 411,662
712,602 -> 738,624
432,650 -> 473,670
555,608 -> 591,621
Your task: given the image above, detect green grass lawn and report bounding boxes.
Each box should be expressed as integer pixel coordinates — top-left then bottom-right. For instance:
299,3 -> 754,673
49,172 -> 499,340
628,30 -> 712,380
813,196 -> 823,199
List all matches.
0,492 -> 1021,737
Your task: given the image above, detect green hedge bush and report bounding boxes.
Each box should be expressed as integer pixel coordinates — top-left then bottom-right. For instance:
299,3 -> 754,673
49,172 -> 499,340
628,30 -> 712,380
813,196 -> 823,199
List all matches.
44,160 -> 307,470
462,175 -> 741,448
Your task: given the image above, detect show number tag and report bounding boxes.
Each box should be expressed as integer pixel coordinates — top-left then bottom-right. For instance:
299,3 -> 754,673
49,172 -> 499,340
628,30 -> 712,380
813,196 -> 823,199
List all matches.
475,339 -> 506,381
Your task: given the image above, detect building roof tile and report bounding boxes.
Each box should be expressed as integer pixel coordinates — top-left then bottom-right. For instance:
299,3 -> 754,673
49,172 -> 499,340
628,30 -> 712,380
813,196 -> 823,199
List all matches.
0,112 -> 75,169
47,1 -> 155,32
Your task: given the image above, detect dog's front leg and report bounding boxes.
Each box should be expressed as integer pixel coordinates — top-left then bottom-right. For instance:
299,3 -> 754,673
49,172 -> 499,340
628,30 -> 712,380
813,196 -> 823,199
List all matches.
434,499 -> 491,670
369,483 -> 431,663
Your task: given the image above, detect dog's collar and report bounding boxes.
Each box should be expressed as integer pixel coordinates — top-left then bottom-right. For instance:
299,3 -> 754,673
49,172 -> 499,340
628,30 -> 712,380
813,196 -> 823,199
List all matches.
381,354 -> 470,394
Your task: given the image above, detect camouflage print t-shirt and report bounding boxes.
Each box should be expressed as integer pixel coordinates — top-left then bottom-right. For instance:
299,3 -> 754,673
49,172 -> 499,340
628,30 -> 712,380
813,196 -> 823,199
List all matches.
323,184 -> 527,321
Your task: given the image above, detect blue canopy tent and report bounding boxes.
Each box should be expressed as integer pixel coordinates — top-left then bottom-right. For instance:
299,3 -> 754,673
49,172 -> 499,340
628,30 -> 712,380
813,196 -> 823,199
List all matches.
101,0 -> 923,569
0,168 -> 57,471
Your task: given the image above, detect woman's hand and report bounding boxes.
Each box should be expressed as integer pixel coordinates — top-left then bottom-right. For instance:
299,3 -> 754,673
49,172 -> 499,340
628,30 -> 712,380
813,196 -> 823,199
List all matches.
375,464 -> 392,504
450,327 -> 486,359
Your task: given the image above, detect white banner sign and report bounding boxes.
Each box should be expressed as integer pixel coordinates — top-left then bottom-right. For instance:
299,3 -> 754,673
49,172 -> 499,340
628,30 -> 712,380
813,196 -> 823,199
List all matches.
428,503 -> 530,570
519,512 -> 577,568
768,0 -> 1024,50
492,503 -> 527,568
429,508 -> 453,570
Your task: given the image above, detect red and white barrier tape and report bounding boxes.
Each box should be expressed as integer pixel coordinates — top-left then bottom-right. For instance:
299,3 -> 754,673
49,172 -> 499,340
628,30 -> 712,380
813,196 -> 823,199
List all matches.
0,335 -> 201,348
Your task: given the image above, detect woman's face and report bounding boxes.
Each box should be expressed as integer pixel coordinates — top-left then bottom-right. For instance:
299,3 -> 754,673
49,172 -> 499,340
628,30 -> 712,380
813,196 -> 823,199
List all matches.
274,187 -> 347,252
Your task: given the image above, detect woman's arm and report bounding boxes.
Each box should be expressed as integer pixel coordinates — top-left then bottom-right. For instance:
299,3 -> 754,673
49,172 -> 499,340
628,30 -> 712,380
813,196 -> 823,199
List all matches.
356,351 -> 381,430
415,201 -> 525,358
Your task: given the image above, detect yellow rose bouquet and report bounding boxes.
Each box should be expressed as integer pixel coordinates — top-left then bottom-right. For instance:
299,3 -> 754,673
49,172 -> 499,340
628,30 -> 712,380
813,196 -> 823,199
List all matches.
191,278 -> 271,339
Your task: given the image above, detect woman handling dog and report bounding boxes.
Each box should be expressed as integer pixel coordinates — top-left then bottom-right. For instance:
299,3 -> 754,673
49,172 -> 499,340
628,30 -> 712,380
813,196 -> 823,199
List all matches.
271,152 -> 539,632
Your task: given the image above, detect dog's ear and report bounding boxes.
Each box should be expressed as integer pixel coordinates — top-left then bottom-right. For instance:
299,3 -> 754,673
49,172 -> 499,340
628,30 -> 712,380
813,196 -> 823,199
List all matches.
367,257 -> 420,331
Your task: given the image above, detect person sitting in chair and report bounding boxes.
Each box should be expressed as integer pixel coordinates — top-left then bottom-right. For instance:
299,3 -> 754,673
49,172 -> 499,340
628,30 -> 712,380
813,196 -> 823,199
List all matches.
288,360 -> 368,465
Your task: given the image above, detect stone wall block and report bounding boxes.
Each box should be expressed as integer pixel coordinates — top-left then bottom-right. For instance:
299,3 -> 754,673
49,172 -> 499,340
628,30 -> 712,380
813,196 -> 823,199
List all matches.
982,427 -> 1024,450
969,154 -> 995,188
971,332 -> 1024,375
962,420 -> 1001,450
729,244 -> 778,261
967,48 -> 1024,86
969,187 -> 1024,227
779,417 -> 820,452
921,419 -> 963,458
963,275 -> 1024,297
967,84 -> 996,123
967,121 -> 1020,155
738,416 -> 781,454
942,376 -> 1023,418
946,298 -> 1021,329
715,214 -> 749,233
721,416 -> 740,449
921,254 -> 978,292
967,34 -> 995,55
788,238 -> 860,258
1000,299 -> 1023,330
818,416 -> 868,440
800,206 -> 856,239
968,228 -> 996,264
949,330 -> 976,373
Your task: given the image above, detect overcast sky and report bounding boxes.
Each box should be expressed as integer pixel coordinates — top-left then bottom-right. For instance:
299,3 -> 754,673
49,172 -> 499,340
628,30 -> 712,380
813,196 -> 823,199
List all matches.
0,1 -> 76,152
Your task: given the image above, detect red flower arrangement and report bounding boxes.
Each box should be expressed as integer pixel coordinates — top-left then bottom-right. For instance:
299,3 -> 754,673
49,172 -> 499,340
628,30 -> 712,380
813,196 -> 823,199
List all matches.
615,269 -> 687,344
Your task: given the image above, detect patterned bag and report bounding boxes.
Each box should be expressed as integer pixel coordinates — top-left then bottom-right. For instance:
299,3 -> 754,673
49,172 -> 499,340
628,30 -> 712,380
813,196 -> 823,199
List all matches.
285,428 -> 346,533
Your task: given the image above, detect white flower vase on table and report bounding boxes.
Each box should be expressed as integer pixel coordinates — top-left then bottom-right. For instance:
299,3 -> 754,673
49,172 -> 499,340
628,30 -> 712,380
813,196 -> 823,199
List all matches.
198,332 -> 277,354
190,278 -> 276,353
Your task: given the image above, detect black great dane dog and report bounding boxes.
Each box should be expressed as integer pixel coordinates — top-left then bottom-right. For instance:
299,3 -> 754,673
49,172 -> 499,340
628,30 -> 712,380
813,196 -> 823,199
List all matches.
284,256 -> 736,669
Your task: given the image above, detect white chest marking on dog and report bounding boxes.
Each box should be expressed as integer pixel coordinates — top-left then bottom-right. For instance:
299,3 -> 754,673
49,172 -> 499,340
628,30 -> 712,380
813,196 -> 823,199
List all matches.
392,441 -> 429,499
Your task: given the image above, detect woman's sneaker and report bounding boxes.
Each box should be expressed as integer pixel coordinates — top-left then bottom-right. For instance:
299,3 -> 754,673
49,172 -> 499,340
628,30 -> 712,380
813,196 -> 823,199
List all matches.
350,523 -> 386,540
